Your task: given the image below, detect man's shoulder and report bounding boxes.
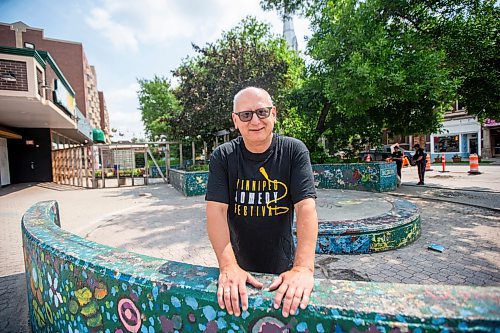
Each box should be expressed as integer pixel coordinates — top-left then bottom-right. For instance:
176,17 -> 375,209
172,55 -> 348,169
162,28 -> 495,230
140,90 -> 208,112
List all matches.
277,135 -> 308,152
214,137 -> 242,155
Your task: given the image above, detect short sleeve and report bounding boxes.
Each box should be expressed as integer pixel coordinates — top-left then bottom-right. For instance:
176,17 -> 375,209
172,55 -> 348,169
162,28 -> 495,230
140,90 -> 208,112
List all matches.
289,142 -> 317,204
205,147 -> 230,204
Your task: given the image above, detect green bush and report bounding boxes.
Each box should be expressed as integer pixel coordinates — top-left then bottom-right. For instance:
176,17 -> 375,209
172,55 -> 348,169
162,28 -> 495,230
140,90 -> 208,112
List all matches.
186,164 -> 209,172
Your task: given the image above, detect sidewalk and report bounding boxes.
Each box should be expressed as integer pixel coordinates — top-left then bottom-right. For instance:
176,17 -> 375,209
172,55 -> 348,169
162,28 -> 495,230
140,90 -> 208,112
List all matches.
395,164 -> 500,211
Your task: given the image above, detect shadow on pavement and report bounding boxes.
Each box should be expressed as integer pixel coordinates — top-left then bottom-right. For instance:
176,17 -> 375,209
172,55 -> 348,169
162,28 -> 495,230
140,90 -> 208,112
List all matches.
0,272 -> 30,333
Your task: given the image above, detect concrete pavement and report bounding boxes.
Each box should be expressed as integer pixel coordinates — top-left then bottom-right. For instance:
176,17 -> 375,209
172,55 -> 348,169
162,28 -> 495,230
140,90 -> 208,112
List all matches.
1,164 -> 499,332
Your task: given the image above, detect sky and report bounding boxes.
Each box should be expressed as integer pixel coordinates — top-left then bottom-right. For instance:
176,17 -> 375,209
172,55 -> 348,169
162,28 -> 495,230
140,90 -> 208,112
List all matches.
0,0 -> 310,141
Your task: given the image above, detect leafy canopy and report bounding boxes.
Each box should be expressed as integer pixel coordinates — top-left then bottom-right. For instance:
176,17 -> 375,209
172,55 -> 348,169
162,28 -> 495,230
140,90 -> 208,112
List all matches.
172,16 -> 304,141
138,76 -> 181,141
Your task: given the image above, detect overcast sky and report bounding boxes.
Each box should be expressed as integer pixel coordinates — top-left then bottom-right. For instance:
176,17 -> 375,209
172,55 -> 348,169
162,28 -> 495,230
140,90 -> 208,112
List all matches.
1,0 -> 310,140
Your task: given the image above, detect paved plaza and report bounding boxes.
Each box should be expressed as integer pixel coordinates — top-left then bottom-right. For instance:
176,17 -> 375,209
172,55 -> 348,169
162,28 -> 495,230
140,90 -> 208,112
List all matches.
1,163 -> 499,332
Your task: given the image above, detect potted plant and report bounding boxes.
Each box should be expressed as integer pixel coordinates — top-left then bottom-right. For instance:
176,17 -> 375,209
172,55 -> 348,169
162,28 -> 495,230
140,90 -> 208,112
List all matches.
452,154 -> 462,163
434,156 -> 442,163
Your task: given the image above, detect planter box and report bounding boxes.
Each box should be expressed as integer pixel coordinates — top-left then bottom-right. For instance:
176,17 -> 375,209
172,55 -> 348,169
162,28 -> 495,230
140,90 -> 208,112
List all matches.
170,162 -> 397,196
313,162 -> 397,192
169,169 -> 208,196
452,158 -> 462,163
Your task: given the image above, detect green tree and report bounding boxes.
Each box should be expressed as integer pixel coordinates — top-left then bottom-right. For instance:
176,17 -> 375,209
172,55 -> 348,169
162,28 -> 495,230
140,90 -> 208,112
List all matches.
138,76 -> 182,140
172,16 -> 304,141
379,0 -> 499,119
262,0 -> 499,121
261,0 -> 465,159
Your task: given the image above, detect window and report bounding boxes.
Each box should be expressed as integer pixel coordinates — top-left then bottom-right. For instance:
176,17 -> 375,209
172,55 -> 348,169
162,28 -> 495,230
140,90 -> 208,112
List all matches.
434,135 -> 459,152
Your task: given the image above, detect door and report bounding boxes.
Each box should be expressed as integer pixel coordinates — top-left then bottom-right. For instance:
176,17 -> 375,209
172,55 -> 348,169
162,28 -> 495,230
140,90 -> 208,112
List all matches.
469,137 -> 478,155
0,138 -> 10,186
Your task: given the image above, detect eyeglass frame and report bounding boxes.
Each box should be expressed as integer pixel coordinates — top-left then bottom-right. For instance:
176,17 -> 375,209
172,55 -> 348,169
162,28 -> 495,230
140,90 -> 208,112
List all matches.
233,106 -> 274,122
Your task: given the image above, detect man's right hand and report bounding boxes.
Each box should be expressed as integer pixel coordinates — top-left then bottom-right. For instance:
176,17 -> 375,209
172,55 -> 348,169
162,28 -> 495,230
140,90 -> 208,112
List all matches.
217,263 -> 263,316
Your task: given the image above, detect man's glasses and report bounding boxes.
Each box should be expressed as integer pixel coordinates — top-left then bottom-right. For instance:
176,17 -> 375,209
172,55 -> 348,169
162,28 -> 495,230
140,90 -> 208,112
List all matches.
233,106 -> 273,122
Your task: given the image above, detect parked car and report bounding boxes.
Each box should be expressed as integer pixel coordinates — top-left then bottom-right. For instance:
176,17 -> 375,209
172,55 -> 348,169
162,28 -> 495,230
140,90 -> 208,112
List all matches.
360,145 -> 415,165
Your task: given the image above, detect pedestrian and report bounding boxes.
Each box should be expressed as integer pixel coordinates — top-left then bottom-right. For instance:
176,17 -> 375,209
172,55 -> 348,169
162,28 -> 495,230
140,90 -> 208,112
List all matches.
390,143 -> 403,186
205,86 -> 318,318
413,143 -> 427,185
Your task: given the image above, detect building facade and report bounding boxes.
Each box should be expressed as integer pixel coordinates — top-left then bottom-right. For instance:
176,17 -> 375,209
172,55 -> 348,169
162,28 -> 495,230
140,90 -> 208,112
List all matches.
482,119 -> 500,158
0,21 -> 110,185
429,102 -> 483,160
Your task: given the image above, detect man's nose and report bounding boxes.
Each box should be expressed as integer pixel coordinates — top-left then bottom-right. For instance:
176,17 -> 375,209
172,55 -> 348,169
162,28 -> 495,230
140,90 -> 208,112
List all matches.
249,112 -> 261,124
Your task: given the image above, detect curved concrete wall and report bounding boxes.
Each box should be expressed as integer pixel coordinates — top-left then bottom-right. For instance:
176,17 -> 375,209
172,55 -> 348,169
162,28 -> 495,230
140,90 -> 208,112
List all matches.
23,201 -> 499,332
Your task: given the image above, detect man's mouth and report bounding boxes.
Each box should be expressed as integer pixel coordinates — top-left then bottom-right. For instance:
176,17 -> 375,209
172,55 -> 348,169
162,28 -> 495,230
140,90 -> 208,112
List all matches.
249,127 -> 264,132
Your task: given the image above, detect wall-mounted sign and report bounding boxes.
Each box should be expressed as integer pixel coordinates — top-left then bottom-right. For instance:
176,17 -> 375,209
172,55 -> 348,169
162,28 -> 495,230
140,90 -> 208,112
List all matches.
53,79 -> 75,116
484,119 -> 499,127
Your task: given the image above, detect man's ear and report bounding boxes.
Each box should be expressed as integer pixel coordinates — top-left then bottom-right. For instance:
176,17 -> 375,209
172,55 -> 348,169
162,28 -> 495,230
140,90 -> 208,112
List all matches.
231,114 -> 238,129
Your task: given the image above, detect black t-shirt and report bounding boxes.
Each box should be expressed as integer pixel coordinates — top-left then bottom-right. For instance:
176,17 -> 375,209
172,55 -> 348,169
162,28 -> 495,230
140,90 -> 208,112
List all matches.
413,148 -> 426,165
205,134 -> 317,274
392,150 -> 403,166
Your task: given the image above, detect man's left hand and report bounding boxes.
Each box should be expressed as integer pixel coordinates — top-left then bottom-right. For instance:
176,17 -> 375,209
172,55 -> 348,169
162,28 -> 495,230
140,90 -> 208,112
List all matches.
268,266 -> 314,317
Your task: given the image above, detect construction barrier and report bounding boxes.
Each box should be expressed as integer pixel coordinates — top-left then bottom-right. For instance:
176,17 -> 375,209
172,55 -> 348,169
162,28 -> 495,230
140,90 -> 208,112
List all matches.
425,154 -> 432,171
468,153 -> 481,174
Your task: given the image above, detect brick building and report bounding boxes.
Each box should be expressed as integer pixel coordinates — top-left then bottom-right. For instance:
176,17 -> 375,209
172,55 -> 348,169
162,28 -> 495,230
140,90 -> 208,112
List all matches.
0,21 -> 110,185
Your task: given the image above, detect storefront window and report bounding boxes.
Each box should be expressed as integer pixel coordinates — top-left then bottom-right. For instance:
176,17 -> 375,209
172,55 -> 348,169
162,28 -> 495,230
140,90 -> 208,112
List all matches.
434,135 -> 459,152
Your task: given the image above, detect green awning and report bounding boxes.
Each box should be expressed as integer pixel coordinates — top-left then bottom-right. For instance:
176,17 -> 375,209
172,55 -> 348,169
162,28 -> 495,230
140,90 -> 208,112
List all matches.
92,128 -> 105,143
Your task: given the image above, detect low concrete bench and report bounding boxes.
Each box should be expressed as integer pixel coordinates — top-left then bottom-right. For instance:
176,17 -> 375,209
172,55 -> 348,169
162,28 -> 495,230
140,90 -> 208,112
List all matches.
22,201 -> 499,332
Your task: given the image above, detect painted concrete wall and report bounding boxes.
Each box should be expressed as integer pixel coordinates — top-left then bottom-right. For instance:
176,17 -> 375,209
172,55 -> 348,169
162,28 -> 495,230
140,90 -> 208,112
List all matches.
313,162 -> 397,192
169,169 -> 208,196
311,198 -> 421,254
170,163 -> 397,197
23,201 -> 499,332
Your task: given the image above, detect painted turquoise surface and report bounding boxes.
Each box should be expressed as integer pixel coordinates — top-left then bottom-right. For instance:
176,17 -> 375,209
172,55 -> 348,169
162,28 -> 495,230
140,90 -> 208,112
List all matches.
313,162 -> 397,192
295,198 -> 421,254
169,163 -> 397,196
23,201 -> 500,332
169,169 -> 208,196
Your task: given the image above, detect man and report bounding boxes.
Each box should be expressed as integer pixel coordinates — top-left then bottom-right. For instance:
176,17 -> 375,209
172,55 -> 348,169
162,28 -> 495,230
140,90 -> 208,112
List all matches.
205,87 -> 318,318
413,144 -> 426,185
391,143 -> 403,185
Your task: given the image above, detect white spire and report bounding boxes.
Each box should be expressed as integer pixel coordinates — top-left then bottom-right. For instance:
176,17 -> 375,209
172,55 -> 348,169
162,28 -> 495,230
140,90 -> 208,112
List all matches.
282,15 -> 298,51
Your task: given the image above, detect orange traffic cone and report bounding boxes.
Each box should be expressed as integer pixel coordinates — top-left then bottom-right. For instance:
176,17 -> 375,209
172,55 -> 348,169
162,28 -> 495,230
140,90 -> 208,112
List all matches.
402,156 -> 409,168
425,154 -> 432,171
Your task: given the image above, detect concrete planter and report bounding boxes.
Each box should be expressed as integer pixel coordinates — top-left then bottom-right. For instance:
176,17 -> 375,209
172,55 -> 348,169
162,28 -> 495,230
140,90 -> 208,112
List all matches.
169,168 -> 208,196
313,162 -> 397,192
169,162 -> 397,196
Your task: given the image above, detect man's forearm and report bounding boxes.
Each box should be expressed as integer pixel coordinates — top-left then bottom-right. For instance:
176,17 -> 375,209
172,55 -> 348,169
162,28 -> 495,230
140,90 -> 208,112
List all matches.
293,198 -> 318,272
206,202 -> 238,268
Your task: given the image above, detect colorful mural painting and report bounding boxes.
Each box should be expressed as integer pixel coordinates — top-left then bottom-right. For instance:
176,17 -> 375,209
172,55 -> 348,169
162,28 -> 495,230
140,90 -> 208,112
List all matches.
169,169 -> 209,196
169,163 -> 397,197
301,197 -> 421,254
23,201 -> 500,332
313,162 -> 397,192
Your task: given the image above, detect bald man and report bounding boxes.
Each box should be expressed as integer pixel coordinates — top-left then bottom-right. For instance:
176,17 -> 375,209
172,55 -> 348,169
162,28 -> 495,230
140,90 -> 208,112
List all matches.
205,87 -> 318,318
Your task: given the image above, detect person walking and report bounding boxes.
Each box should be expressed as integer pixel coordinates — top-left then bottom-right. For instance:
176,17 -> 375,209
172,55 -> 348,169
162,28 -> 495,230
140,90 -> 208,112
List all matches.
413,144 -> 427,185
391,143 -> 403,185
